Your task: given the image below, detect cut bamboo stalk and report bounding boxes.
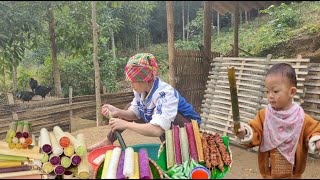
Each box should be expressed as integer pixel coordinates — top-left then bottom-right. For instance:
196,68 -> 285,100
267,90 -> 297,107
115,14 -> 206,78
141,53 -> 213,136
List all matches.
0,165 -> 32,173
53,126 -> 70,148
15,122 -> 24,139
5,122 -> 16,143
76,133 -> 88,156
228,66 -> 241,132
40,128 -> 52,154
4,174 -> 43,179
77,154 -> 89,179
0,154 -> 28,162
0,140 -> 40,154
0,170 -> 42,178
22,121 -> 31,139
65,132 -> 86,157
0,145 -> 46,161
0,161 -> 23,168
48,132 -> 63,155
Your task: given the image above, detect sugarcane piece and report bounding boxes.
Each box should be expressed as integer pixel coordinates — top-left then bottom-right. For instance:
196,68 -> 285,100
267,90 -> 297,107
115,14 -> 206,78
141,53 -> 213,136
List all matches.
0,170 -> 42,178
65,132 -> 86,157
0,161 -> 23,168
53,126 -> 70,148
123,147 -> 134,178
179,127 -> 190,163
22,122 -> 31,139
76,133 -> 88,156
0,154 -> 28,162
63,145 -> 75,157
77,154 -> 90,179
40,128 -> 52,154
5,122 -> 17,143
185,122 -> 199,163
15,122 -> 24,139
138,148 -> 151,179
105,147 -> 122,179
54,165 -> 65,175
49,154 -> 61,166
70,154 -> 81,165
129,152 -> 140,179
42,162 -> 54,173
172,125 -> 182,165
227,66 -> 241,133
116,152 -> 126,179
101,150 -> 113,178
191,120 -> 204,163
48,132 -> 63,155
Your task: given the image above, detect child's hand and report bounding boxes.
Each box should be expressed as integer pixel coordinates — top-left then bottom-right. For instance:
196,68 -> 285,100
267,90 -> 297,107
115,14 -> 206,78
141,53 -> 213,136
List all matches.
316,140 -> 320,151
235,127 -> 246,139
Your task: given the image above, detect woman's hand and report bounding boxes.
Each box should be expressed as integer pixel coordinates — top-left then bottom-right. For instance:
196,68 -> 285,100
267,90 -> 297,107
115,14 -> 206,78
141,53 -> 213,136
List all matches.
235,127 -> 246,139
101,104 -> 121,118
109,118 -> 129,131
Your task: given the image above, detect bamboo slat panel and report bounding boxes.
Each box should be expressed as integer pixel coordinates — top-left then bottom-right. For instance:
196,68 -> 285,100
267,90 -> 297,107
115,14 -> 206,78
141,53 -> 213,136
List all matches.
0,92 -> 133,139
301,62 -> 320,121
200,55 -> 310,142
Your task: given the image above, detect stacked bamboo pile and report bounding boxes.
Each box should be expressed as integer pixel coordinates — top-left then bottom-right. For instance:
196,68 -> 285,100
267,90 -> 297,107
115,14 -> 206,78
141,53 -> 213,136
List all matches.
200,55 -> 310,142
38,126 -> 89,179
4,121 -> 34,150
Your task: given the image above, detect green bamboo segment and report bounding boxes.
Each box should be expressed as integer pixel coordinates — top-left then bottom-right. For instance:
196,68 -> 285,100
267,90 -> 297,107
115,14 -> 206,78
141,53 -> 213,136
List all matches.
227,66 -> 241,133
0,154 -> 28,162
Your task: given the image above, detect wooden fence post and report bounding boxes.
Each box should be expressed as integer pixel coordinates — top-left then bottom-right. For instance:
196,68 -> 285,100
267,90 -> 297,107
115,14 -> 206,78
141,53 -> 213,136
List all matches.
7,93 -> 18,121
69,86 -> 73,132
103,86 -> 106,94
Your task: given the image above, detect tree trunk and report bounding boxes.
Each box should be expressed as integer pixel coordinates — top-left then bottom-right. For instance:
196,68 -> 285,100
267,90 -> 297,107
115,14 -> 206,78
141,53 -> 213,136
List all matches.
182,1 -> 185,41
48,3 -> 62,97
203,1 -> 212,55
217,11 -> 220,35
109,27 -> 116,62
186,2 -> 189,42
12,64 -> 17,93
245,10 -> 248,24
92,1 -> 103,126
166,1 -> 176,88
233,2 -> 239,57
136,33 -> 140,50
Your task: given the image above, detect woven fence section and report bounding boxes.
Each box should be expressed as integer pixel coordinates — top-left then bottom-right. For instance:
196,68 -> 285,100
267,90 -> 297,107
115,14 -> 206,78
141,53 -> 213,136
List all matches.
200,55 -> 310,142
0,92 -> 133,140
174,49 -> 216,113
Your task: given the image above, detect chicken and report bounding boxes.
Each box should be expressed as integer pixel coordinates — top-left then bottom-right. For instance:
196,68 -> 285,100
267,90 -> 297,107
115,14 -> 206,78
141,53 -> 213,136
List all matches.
34,85 -> 52,100
29,78 -> 38,93
16,91 -> 35,103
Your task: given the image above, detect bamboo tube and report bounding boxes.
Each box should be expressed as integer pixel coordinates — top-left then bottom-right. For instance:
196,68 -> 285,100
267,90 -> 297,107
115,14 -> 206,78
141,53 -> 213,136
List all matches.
40,128 -> 52,154
70,154 -> 81,165
8,143 -> 16,149
11,137 -> 19,144
191,119 -> 204,163
76,133 -> 87,156
15,122 -> 24,139
61,156 -> 72,168
19,137 -> 26,144
5,122 -> 17,143
15,143 -> 22,149
42,162 -> 54,174
49,154 -> 61,166
0,154 -> 28,162
5,174 -> 43,179
54,165 -> 65,175
63,145 -> 75,157
165,129 -> 175,169
0,165 -> 32,173
0,161 -> 23,168
65,132 -> 86,157
0,145 -> 46,161
77,154 -> 90,179
0,170 -> 42,178
228,66 -> 241,132
22,121 -> 31,138
30,134 -> 36,146
48,132 -> 63,155
63,170 -> 74,179
53,126 -> 70,148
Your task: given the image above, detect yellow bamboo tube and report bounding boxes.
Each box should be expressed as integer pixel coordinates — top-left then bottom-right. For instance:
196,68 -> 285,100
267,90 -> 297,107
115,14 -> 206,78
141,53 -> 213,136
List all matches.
0,144 -> 46,160
0,161 -> 23,168
0,170 -> 42,178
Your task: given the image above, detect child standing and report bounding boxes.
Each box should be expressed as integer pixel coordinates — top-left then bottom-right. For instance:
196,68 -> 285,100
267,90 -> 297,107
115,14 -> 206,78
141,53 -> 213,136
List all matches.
235,63 -> 320,179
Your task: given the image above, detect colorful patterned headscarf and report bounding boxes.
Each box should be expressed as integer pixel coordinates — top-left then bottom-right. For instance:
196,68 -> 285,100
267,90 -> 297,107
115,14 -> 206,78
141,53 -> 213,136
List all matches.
125,53 -> 159,82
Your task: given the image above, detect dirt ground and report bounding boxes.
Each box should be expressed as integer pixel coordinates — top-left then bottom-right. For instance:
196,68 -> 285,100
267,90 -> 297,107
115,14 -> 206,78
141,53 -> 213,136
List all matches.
70,118 -> 320,179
